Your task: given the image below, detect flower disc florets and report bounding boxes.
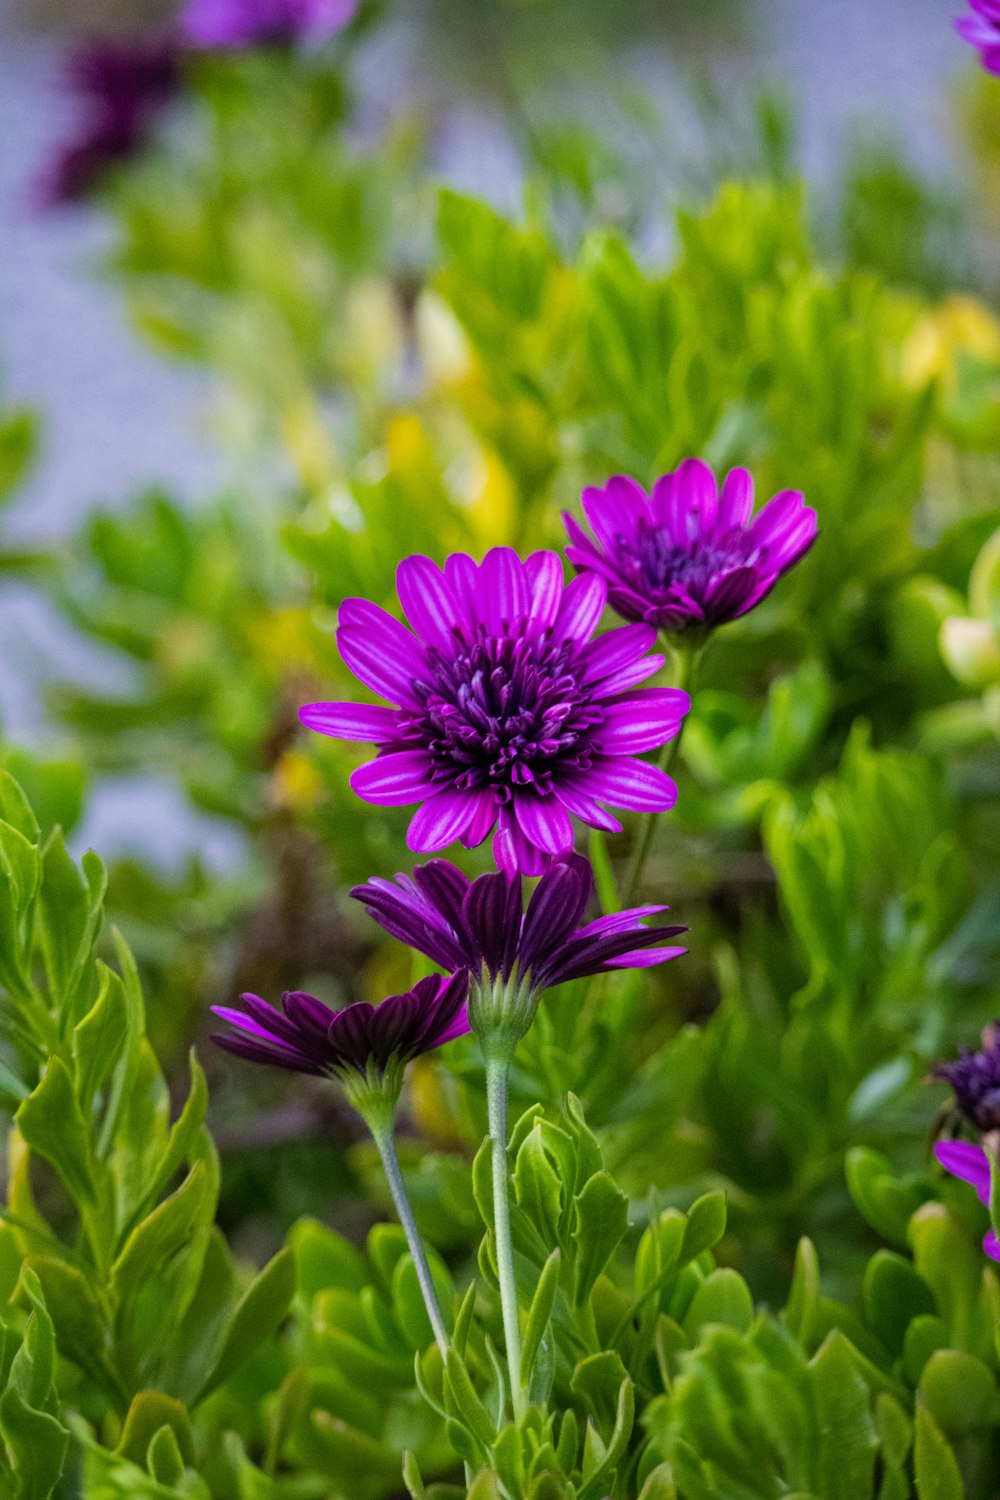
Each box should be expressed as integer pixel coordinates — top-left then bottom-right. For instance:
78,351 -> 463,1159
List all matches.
933,1022 -> 1000,1132
563,459 -> 818,637
301,548 -> 689,874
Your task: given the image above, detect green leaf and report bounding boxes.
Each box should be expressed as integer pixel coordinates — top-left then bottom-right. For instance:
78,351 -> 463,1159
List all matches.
16,1057 -> 96,1206
682,1269 -> 753,1337
443,1348 -> 496,1453
783,1237 -> 820,1344
577,1377 -> 635,1500
808,1331 -> 878,1500
401,1450 -> 426,1500
146,1426 -> 185,1486
118,1391 -> 195,1468
514,1126 -> 563,1246
680,1192 -> 727,1264
520,1248 -> 561,1389
913,1405 -> 963,1500
862,1251 -> 935,1356
289,1217 -> 367,1299
73,964 -> 128,1111
193,1245 -> 295,1403
918,1349 -> 1000,1438
111,1161 -> 213,1308
23,1256 -> 115,1398
0,1388 -> 68,1500
36,833 -> 106,1026
572,1172 -> 628,1305
637,1465 -> 678,1500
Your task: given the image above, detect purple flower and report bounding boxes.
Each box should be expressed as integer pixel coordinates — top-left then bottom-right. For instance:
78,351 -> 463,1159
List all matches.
352,852 -> 687,995
563,460 -> 818,637
933,1023 -> 1000,1131
956,1 -> 1000,73
180,0 -> 357,49
42,37 -> 178,205
300,548 -> 689,875
934,1140 -> 1000,1261
212,971 -> 470,1080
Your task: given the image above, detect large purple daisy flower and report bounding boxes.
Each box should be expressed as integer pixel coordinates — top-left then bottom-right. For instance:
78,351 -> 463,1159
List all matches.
181,0 -> 357,49
956,1 -> 1000,73
563,459 -> 818,637
352,852 -> 687,994
933,1023 -> 1000,1132
301,548 -> 689,875
212,971 -> 469,1080
934,1140 -> 1000,1261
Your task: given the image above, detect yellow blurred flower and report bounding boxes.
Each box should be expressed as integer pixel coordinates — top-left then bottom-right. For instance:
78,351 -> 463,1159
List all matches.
409,1054 -> 468,1150
902,295 -> 1000,390
272,749 -> 324,811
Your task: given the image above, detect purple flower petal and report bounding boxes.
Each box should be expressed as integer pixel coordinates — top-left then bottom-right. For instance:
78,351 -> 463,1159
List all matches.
482,547 -> 530,632
554,572 -> 607,644
351,751 -> 439,807
935,1139 -> 992,1204
396,554 -> 462,647
408,789 -> 480,851
584,756 -> 679,812
513,790 -> 574,856
299,701 -> 400,741
597,688 -> 689,754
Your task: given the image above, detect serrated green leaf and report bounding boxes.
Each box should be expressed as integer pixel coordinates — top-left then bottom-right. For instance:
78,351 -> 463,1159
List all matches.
520,1248 -> 560,1388
16,1058 -> 95,1207
194,1245 -> 295,1403
572,1172 -> 628,1305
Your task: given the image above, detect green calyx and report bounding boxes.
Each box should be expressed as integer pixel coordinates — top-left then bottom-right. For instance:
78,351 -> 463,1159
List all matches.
339,1054 -> 405,1135
467,963 -> 539,1065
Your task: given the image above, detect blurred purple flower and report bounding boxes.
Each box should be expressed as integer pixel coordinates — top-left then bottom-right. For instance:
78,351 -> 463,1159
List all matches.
212,971 -> 469,1079
934,1139 -> 1000,1260
563,460 -> 818,637
43,37 -> 178,205
956,1 -> 1000,73
352,852 -> 687,993
180,0 -> 357,49
300,548 -> 689,875
933,1022 -> 1000,1131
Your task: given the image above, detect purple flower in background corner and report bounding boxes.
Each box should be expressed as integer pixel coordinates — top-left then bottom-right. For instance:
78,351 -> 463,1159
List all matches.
300,548 -> 689,874
353,852 -> 687,992
42,37 -> 179,206
933,1022 -> 1000,1131
563,460 -> 818,638
956,1 -> 1000,74
212,971 -> 470,1079
934,1140 -> 1000,1261
181,0 -> 358,49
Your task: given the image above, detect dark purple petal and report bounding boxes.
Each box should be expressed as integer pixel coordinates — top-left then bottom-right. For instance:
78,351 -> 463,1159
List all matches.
463,872 -> 523,977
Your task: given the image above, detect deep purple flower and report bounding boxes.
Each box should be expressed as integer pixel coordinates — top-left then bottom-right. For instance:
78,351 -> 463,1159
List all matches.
212,971 -> 470,1080
563,459 -> 818,637
181,0 -> 357,49
934,1140 -> 1000,1261
42,37 -> 179,205
933,1023 -> 1000,1131
301,548 -> 689,875
352,852 -> 687,994
956,1 -> 1000,73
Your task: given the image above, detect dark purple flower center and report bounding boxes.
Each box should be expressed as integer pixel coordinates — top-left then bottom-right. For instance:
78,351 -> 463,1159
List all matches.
935,1030 -> 1000,1132
624,522 -> 749,604
398,625 -> 603,799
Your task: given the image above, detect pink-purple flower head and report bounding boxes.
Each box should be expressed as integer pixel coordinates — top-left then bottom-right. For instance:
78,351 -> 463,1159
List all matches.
212,971 -> 469,1086
42,37 -> 179,206
933,1022 -> 1000,1132
563,459 -> 818,639
352,852 -> 687,996
934,1140 -> 1000,1261
301,548 -> 690,875
181,0 -> 357,49
956,0 -> 1000,73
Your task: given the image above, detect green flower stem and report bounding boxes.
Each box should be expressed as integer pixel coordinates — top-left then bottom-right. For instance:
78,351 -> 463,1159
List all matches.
485,1053 -> 526,1422
371,1125 -> 449,1359
620,641 -> 703,907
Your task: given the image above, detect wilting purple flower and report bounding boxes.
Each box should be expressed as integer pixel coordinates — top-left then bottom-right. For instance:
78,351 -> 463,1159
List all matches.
933,1022 -> 1000,1131
212,971 -> 470,1080
352,852 -> 687,995
934,1140 -> 1000,1260
563,459 -> 818,637
42,37 -> 179,205
181,0 -> 357,49
301,548 -> 689,875
956,1 -> 1000,73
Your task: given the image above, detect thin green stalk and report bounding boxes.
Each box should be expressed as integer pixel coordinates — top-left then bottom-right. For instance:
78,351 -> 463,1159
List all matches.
371,1126 -> 449,1359
485,1054 -> 526,1422
620,641 -> 703,907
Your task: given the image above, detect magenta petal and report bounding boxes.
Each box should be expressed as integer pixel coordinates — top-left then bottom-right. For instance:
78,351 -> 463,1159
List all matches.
581,477 -> 646,552
407,789 -> 477,851
554,572 -> 607,644
396,554 -> 462,646
351,751 -> 438,806
338,617 -> 426,707
579,623 -> 658,685
585,756 -> 679,812
674,458 -> 718,540
717,467 -> 755,532
482,547 -> 530,632
935,1139 -> 992,1203
299,701 -> 399,742
605,945 -> 686,968
556,781 -> 623,833
597,689 -> 689,754
513,790 -> 574,856
525,550 -> 564,631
